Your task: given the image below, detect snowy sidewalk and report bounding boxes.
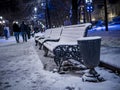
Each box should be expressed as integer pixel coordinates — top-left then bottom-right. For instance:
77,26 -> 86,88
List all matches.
0,37 -> 120,90
100,46 -> 120,72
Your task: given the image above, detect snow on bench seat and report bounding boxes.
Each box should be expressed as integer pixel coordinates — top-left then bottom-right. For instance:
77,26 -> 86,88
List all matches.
38,27 -> 63,49
35,29 -> 52,46
43,23 -> 91,53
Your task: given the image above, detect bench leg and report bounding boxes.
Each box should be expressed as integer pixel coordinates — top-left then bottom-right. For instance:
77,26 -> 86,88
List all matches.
43,46 -> 49,57
39,43 -> 42,50
35,40 -> 38,46
54,56 -> 64,72
53,45 -> 82,72
58,59 -> 64,72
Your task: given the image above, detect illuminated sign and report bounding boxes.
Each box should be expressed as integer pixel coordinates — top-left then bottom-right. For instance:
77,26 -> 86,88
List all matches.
85,0 -> 92,3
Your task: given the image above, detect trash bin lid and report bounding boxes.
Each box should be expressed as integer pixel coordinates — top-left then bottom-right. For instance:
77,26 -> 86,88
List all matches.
78,36 -> 101,41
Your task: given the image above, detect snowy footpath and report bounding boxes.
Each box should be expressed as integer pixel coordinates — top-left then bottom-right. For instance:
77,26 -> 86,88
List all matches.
0,37 -> 120,90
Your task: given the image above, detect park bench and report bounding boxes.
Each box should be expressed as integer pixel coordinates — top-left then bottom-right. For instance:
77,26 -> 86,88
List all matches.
38,27 -> 63,49
35,28 -> 52,46
42,23 -> 92,71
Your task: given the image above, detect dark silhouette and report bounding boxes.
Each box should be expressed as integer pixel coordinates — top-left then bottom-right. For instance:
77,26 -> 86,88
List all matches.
26,25 -> 31,39
12,22 -> 20,43
20,21 -> 28,42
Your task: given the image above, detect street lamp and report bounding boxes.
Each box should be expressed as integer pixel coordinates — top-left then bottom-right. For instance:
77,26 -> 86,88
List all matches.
33,7 -> 38,22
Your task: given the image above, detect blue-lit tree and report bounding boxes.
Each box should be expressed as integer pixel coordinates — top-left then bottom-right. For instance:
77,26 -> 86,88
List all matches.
85,0 -> 94,23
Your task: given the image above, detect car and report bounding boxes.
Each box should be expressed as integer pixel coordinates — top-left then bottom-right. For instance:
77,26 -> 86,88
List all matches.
112,16 -> 120,23
90,21 -> 120,31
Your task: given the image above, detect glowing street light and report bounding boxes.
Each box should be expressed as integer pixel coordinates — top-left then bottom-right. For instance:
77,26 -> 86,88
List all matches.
0,16 -> 3,19
34,16 -> 37,19
16,21 -> 18,24
2,20 -> 5,23
41,3 -> 44,7
34,7 -> 37,12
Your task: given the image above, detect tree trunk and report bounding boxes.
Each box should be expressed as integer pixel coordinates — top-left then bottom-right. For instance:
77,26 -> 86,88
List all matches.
71,0 -> 78,25
104,0 -> 108,31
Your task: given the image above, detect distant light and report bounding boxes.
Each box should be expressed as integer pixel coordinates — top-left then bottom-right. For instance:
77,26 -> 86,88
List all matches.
0,21 -> 2,24
34,7 -> 37,12
86,5 -> 94,12
2,20 -> 5,23
42,24 -> 45,28
52,25 -> 55,28
92,18 -> 96,21
109,13 -> 115,18
87,7 -> 90,9
34,16 -> 37,19
80,20 -> 84,23
13,21 -> 18,24
0,16 -> 3,19
13,21 -> 16,24
90,6 -> 93,9
41,3 -> 44,7
16,21 -> 18,24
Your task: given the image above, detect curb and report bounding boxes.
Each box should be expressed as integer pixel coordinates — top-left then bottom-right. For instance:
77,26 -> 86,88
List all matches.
99,61 -> 120,74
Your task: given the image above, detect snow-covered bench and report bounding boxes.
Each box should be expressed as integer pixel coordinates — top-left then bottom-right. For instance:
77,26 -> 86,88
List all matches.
42,23 -> 92,71
38,27 -> 63,49
35,28 -> 52,46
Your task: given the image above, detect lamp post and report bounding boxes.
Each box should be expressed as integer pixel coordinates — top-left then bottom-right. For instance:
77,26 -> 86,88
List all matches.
34,7 -> 37,21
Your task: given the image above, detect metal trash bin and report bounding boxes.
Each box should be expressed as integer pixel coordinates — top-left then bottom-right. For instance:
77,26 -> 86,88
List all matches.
77,36 -> 103,82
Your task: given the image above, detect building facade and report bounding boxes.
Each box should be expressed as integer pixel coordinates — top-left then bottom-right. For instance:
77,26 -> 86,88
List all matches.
91,0 -> 120,22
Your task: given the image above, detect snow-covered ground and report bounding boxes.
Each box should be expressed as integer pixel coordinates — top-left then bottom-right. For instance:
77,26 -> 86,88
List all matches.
0,36 -> 120,90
